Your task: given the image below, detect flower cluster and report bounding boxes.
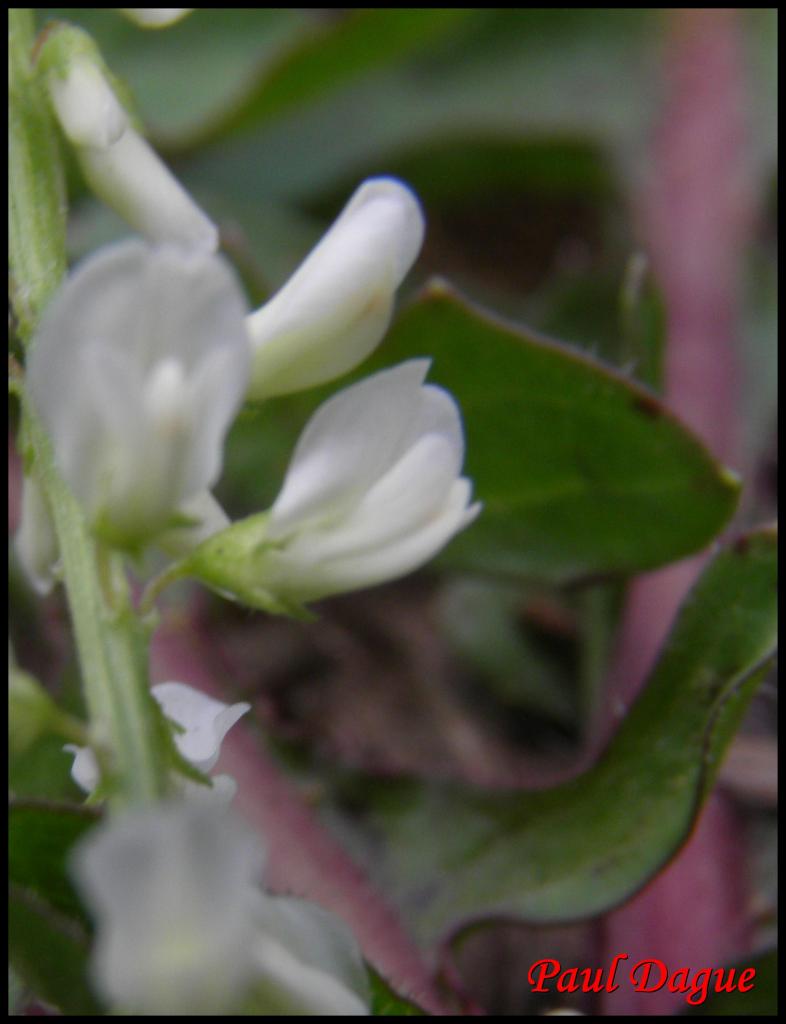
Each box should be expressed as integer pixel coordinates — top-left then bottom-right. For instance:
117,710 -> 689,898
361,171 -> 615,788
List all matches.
12,19 -> 481,1018
19,33 -> 480,607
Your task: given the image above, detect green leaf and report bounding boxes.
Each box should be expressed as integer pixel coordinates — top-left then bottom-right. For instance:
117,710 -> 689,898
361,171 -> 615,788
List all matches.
9,799 -> 102,1013
9,799 -> 99,922
357,527 -> 777,939
368,966 -> 428,1016
191,10 -> 473,147
682,948 -> 777,1017
373,282 -> 740,582
9,888 -> 101,1015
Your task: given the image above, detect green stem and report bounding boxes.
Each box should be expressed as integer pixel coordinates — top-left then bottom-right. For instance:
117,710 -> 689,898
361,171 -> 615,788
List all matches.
22,407 -> 169,807
9,9 -> 67,339
10,12 -> 170,808
139,561 -> 188,617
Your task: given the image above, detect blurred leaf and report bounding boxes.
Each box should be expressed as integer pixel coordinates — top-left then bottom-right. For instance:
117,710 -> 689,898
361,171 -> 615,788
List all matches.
9,799 -> 101,1014
39,8 -> 312,140
186,10 -> 660,205
374,282 -> 740,582
10,732 -> 85,802
9,890 -> 100,1015
368,966 -> 427,1016
437,578 -> 576,727
384,137 -> 613,209
682,948 -> 777,1016
354,526 -> 777,939
618,252 -> 665,391
9,799 -> 98,923
196,9 -> 474,147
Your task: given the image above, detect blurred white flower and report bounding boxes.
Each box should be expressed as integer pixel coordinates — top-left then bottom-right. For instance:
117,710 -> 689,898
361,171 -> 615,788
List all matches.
26,239 -> 250,548
15,473 -> 60,595
118,9 -> 193,28
246,177 -> 424,399
259,359 -> 480,602
67,681 -> 250,795
71,802 -> 369,1014
47,56 -> 216,252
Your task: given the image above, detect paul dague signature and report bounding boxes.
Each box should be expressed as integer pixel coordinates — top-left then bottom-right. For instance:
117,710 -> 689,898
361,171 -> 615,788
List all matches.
527,955 -> 756,1007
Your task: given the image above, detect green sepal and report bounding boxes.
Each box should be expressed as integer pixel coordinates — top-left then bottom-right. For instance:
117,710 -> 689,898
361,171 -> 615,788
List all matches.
178,512 -> 314,620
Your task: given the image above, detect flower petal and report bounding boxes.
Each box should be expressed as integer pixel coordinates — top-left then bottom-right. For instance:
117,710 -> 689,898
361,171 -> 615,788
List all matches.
15,474 -> 60,596
268,360 -> 431,538
64,744 -> 100,793
246,177 -> 424,399
152,681 -> 250,773
270,480 -> 480,601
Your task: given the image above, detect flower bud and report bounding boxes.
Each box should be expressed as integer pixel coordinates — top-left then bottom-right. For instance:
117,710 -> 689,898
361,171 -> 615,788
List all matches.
26,239 -> 250,549
15,473 -> 60,595
184,361 -> 480,609
41,27 -> 216,252
117,9 -> 193,28
245,177 -> 424,400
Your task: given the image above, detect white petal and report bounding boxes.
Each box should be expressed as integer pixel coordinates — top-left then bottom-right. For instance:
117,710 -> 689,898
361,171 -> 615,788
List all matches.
251,895 -> 369,1014
246,177 -> 424,399
250,931 -> 369,1015
178,773 -> 238,803
336,177 -> 424,285
269,360 -> 431,538
399,382 -> 465,473
271,481 -> 480,601
290,434 -> 462,563
152,681 -> 250,773
47,59 -> 128,149
81,127 -> 217,253
64,744 -> 100,793
118,9 -> 193,28
15,474 -> 60,596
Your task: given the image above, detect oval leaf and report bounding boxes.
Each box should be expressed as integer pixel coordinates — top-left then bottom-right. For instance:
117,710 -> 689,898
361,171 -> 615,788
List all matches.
374,282 -> 740,582
9,799 -> 102,1013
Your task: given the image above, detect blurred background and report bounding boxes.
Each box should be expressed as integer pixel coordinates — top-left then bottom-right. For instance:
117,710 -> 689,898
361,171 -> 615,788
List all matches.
13,9 -> 777,1015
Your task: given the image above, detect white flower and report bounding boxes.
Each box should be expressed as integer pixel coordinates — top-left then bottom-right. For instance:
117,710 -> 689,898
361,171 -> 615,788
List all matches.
26,239 -> 250,548
15,474 -> 60,595
117,9 -> 193,28
47,56 -> 216,252
70,802 -> 369,1014
66,681 -> 250,795
245,177 -> 424,400
259,360 -> 480,602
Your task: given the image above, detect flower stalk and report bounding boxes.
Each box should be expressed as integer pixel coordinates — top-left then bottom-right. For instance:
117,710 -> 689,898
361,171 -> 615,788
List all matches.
22,408 -> 170,806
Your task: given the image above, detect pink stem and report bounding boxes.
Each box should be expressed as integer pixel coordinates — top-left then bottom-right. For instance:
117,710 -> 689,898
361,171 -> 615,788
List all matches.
601,10 -> 757,1015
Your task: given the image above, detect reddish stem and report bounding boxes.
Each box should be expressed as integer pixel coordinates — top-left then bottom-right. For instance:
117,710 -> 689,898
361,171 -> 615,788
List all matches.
601,10 -> 757,1015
